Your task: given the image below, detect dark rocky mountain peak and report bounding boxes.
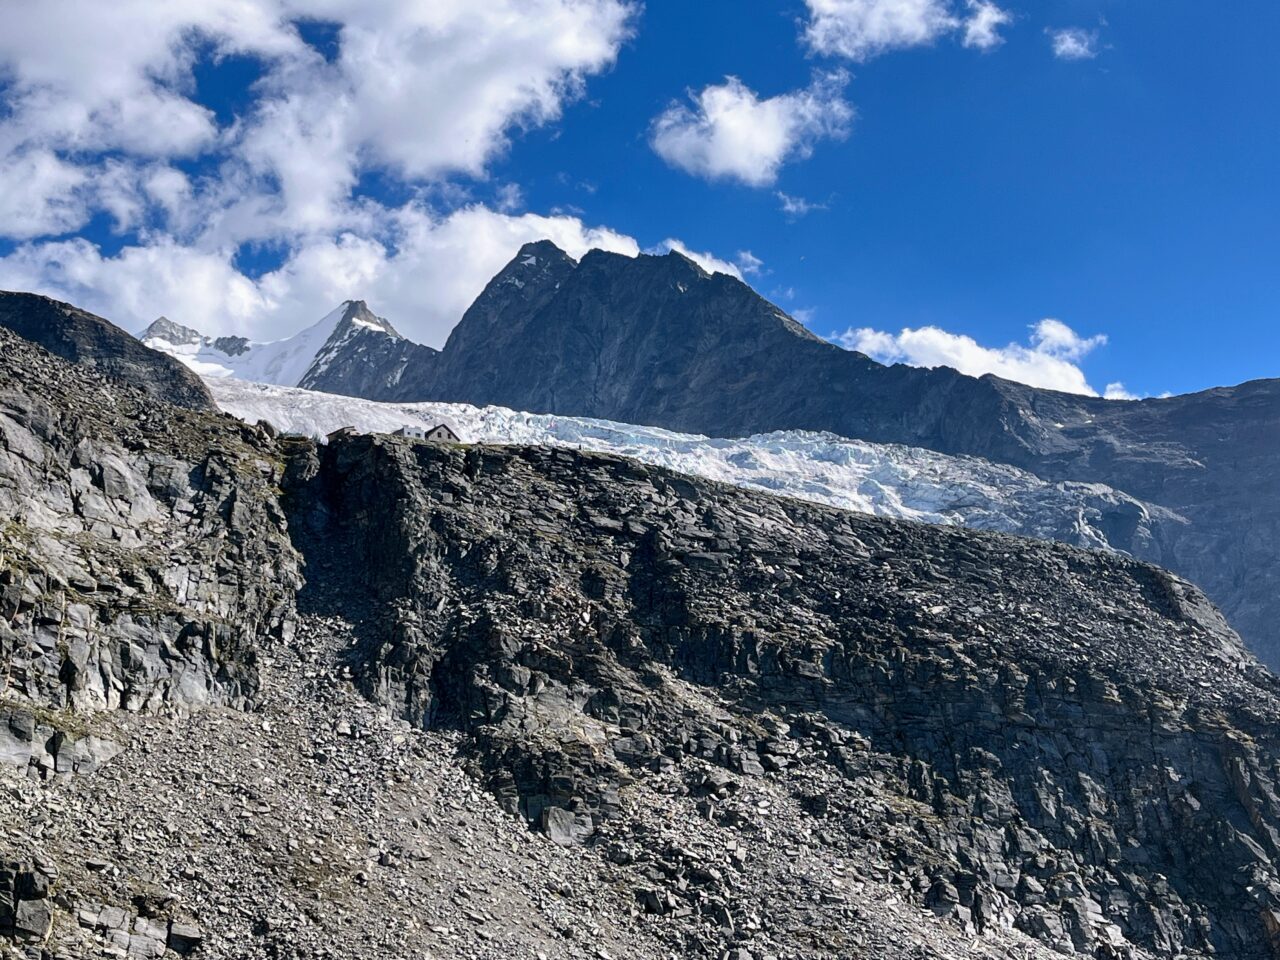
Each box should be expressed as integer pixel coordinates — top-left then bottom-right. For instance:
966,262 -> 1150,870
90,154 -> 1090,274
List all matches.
297,299 -> 438,396
0,291 -> 215,410
331,299 -> 402,339
138,315 -> 204,346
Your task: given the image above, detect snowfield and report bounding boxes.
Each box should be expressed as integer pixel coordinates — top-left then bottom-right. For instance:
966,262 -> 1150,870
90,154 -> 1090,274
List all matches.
209,378 -> 1180,555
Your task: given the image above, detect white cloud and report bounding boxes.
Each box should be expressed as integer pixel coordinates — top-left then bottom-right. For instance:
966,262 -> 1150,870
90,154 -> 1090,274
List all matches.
494,183 -> 526,214
832,318 -> 1112,395
0,0 -> 637,248
0,238 -> 273,335
804,0 -> 958,60
776,191 -> 827,218
736,251 -> 764,275
1028,317 -> 1107,360
0,1 -> 295,160
1104,382 -> 1137,400
0,206 -> 641,346
962,1 -> 1012,51
321,2 -> 635,181
650,73 -> 852,187
1049,27 -> 1099,61
0,150 -> 90,239
646,240 -> 763,279
802,0 -> 1012,60
0,1 -> 651,349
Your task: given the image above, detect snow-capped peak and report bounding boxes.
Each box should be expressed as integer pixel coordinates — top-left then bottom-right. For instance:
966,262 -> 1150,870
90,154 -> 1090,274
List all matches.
298,301 -> 402,386
332,300 -> 400,337
139,300 -> 402,388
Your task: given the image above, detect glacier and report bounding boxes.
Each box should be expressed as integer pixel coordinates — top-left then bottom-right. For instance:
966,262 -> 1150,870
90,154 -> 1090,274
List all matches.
208,377 -> 1183,556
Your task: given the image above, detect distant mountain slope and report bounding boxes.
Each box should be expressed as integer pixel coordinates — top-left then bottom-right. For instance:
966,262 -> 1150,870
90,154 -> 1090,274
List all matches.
207,376 -> 1186,561
0,291 -> 214,410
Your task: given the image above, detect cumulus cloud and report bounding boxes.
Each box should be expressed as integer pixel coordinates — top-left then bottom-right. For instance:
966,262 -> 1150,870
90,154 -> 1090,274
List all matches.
0,206 -> 641,346
650,73 -> 852,187
1049,27 -> 1099,61
0,1 -> 652,345
832,318 -> 1113,395
962,1 -> 1012,50
802,0 -> 1011,60
0,1 -> 294,160
801,0 -> 1011,61
804,0 -> 958,60
0,150 -> 90,239
0,0 -> 637,248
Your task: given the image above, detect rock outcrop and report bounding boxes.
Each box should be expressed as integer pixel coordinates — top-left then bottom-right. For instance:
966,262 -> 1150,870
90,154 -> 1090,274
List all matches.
1,858 -> 55,944
0,326 -> 299,732
0,292 -> 215,411
289,432 -> 1280,959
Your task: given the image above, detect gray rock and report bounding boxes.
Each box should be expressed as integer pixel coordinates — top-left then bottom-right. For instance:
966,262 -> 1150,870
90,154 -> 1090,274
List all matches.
12,898 -> 52,942
167,921 -> 204,954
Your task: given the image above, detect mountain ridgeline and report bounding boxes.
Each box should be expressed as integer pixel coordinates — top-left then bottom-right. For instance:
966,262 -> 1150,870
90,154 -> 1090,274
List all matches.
158,241 -> 1279,666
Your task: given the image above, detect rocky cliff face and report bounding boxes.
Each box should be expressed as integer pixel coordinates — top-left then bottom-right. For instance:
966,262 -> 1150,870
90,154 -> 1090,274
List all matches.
295,242 -> 1280,669
0,292 -> 215,411
289,432 -> 1280,960
0,327 -> 299,779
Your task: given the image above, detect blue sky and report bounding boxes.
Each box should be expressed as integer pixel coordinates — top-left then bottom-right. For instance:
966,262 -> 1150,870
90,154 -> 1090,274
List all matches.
0,1 -> 1275,398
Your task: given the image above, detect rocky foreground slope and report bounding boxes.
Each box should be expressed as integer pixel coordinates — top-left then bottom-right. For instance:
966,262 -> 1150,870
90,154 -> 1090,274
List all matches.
4,327 -> 1280,960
